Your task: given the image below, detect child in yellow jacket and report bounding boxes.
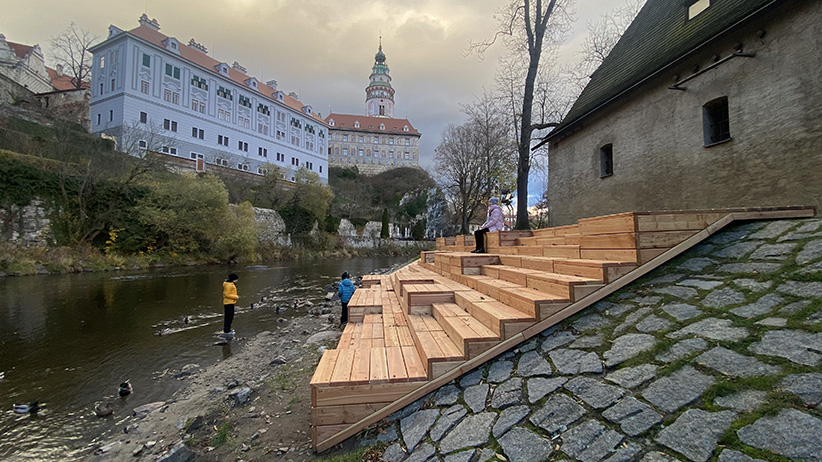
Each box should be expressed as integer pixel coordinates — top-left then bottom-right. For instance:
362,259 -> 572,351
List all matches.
222,273 -> 239,336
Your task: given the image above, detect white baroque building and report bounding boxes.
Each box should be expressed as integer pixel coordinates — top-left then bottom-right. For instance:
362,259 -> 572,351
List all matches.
89,15 -> 328,182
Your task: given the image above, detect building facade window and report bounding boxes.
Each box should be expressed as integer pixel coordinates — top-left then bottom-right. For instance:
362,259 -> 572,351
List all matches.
191,99 -> 206,113
218,134 -> 229,146
238,116 -> 250,129
600,144 -> 614,177
140,80 -> 149,94
139,111 -> 147,123
163,119 -> 178,132
688,0 -> 711,19
237,141 -> 248,152
142,53 -> 151,67
191,127 -> 204,139
218,109 -> 231,121
703,96 -> 730,146
164,64 -> 181,79
191,75 -> 208,90
161,146 -> 178,155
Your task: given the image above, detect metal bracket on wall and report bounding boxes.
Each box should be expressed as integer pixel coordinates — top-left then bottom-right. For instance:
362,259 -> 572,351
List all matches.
669,51 -> 756,91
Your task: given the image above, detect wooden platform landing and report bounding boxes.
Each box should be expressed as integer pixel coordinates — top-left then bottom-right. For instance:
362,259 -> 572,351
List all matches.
310,207 -> 816,451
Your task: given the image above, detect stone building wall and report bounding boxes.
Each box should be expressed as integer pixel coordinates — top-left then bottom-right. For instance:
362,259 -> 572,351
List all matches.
547,1 -> 822,225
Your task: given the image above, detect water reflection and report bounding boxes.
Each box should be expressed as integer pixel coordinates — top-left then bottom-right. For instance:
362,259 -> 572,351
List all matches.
0,256 -> 409,461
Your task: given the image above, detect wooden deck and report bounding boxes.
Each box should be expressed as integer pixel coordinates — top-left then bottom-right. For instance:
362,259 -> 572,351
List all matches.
310,207 -> 816,451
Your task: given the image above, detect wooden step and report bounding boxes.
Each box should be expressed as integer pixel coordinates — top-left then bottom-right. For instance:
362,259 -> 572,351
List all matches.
552,258 -> 637,283
407,314 -> 464,379
347,288 -> 385,322
453,291 -> 535,339
531,224 -> 580,237
432,302 -> 500,359
400,283 -> 455,315
540,245 -> 581,259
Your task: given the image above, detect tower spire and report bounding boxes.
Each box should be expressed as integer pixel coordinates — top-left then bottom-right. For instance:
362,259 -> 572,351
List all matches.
366,40 -> 394,117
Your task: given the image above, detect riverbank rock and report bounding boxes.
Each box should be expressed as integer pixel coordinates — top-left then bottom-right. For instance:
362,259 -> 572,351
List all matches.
133,402 -> 165,419
305,330 -> 342,345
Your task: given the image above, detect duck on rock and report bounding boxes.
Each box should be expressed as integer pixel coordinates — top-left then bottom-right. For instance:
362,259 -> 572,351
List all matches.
118,381 -> 132,397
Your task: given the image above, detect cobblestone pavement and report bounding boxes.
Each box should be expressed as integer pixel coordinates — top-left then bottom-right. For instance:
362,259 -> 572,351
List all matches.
357,218 -> 822,462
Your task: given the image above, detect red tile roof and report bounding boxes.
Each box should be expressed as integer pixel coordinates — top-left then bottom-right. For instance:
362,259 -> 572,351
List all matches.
124,25 -> 327,124
324,113 -> 420,136
46,67 -> 89,91
7,41 -> 33,59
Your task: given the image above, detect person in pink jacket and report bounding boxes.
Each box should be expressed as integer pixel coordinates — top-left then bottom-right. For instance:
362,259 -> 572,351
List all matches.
472,197 -> 504,253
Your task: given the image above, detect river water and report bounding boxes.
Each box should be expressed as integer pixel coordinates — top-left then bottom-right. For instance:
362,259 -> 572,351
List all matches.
0,256 -> 410,461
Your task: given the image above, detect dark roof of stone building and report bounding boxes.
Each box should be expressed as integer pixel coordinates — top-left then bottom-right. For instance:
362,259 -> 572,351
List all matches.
546,0 -> 782,141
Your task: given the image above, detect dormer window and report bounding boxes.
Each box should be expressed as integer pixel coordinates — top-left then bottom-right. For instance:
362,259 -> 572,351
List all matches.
328,119 -> 335,127
354,121 -> 360,128
688,0 -> 710,19
379,123 -> 385,130
302,105 -> 313,115
162,37 -> 181,55
274,91 -> 284,102
216,63 -> 230,77
245,77 -> 258,90
403,125 -> 409,132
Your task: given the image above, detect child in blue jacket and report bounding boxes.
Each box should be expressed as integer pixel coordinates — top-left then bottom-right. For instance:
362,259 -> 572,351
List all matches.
338,271 -> 356,325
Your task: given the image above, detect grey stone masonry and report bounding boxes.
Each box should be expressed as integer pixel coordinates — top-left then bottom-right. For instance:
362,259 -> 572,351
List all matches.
667,318 -> 748,342
438,412 -> 496,454
701,288 -> 746,308
797,239 -> 822,265
527,377 -> 567,403
529,393 -> 586,435
737,409 -> 822,462
656,338 -> 708,363
564,377 -> 626,409
604,333 -> 657,367
602,396 -> 662,436
516,350 -> 553,377
560,419 -> 625,462
778,373 -> 822,406
730,293 -> 784,318
695,347 -> 781,377
641,366 -> 715,413
655,409 -> 736,462
776,280 -> 822,299
605,364 -> 658,389
549,348 -> 603,375
748,329 -> 822,366
714,390 -> 767,412
498,427 -> 553,462
372,217 -> 822,462
662,303 -> 702,321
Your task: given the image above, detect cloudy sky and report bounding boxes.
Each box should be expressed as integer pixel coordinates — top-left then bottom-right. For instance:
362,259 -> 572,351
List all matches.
3,0 -> 637,204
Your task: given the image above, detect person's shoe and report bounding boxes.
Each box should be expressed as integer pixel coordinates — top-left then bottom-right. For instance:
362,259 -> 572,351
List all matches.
470,249 -> 481,253
221,330 -> 235,339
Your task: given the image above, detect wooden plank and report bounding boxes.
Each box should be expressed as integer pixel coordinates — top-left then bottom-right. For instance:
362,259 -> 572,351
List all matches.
639,248 -> 669,264
637,230 -> 699,248
330,349 -> 355,386
369,348 -> 389,384
311,402 -> 391,426
580,233 -> 637,249
542,246 -> 581,259
520,256 -> 556,272
312,381 -> 426,407
580,249 -> 639,263
401,345 -> 427,381
578,212 -> 637,235
385,346 -> 408,382
310,349 -> 339,387
349,349 -> 371,385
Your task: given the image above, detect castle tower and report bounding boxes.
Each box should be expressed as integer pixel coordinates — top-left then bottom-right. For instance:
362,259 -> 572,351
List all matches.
365,40 -> 394,118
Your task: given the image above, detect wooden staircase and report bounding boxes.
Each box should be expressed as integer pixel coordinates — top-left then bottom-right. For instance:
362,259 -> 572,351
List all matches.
309,207 -> 816,451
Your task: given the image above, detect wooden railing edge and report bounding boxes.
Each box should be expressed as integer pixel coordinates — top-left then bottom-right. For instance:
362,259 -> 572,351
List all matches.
314,206 -> 816,452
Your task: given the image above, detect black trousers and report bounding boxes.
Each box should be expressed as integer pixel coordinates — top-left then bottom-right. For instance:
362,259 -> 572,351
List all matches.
223,304 -> 235,333
341,301 -> 349,323
474,228 -> 489,252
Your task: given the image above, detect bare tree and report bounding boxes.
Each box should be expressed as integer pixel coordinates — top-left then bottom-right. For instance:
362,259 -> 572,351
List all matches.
50,22 -> 97,89
434,94 -> 516,233
568,0 -> 644,94
470,0 -> 573,229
